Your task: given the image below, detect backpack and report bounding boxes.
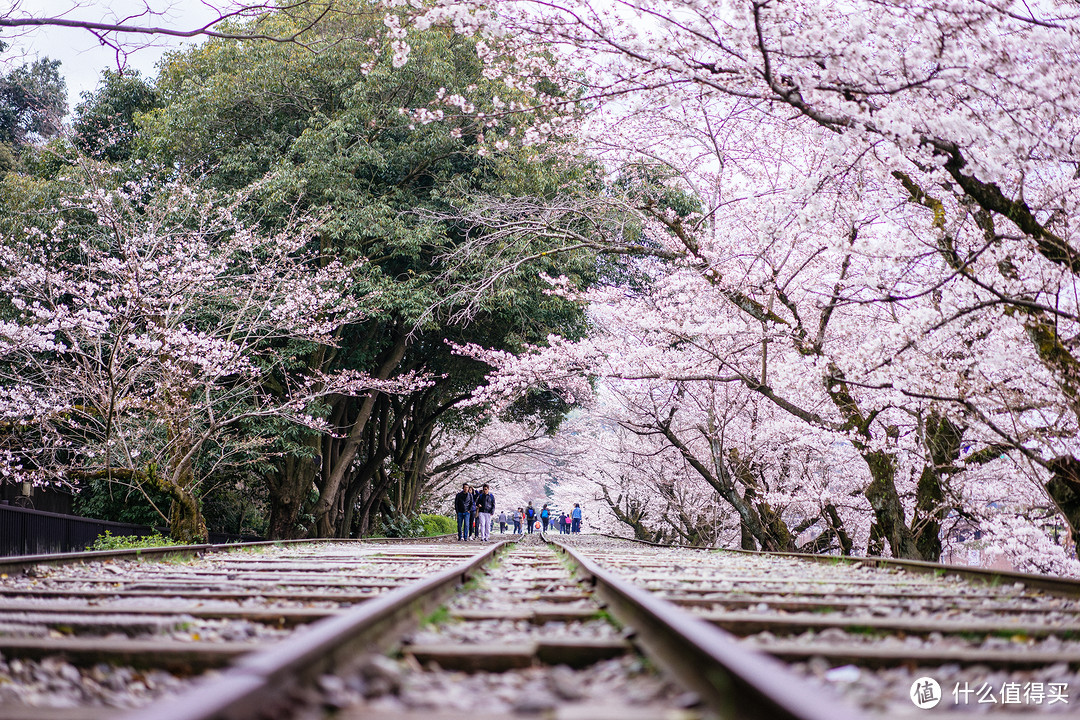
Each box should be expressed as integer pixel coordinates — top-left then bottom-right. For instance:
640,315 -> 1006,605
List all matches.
526,507 -> 535,519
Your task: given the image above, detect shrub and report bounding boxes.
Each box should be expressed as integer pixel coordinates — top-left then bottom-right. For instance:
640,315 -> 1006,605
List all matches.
376,513 -> 425,538
372,513 -> 456,538
87,531 -> 181,551
420,514 -> 455,536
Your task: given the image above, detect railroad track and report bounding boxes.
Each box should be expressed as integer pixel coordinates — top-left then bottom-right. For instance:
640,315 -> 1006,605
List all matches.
0,537 -> 490,719
1,531 -> 1075,719
0,533 -> 858,720
558,534 -> 1080,716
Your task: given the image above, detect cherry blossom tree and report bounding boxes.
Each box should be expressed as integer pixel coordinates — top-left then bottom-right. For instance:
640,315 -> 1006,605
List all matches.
381,0 -> 1080,571
5,0 -> 1078,569
0,168 -> 421,541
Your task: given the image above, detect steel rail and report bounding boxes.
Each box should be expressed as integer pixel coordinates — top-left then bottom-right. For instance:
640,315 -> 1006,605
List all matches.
550,536 -> 868,720
598,532 -> 1080,597
118,537 -> 514,720
584,533 -> 1080,676
0,534 -> 456,574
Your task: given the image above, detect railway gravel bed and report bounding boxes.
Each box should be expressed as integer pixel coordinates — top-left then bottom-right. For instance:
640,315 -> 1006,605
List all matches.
6,532 -> 1079,718
557,534 -> 1080,715
316,533 -> 702,720
0,538 -> 475,717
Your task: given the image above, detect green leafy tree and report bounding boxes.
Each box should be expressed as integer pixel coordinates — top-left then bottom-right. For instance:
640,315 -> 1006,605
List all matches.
137,3 -> 602,538
0,55 -> 66,148
72,70 -> 159,162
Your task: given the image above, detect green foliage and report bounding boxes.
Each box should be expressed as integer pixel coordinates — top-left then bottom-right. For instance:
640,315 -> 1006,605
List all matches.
502,389 -> 576,434
373,512 -> 426,538
74,477 -> 171,527
421,605 -> 452,628
370,512 -> 453,538
614,163 -> 703,218
140,8 -> 599,334
420,513 -> 455,536
199,472 -> 270,538
87,531 -> 180,551
72,69 -> 160,161
0,56 -> 66,148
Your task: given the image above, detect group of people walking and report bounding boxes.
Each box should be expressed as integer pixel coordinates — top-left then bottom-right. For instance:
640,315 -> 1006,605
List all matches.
532,502 -> 582,534
455,485 -> 583,541
504,502 -> 583,534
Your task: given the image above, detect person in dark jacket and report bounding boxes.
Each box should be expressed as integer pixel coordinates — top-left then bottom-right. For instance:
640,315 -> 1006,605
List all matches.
525,503 -> 536,533
454,483 -> 474,541
470,486 -> 481,538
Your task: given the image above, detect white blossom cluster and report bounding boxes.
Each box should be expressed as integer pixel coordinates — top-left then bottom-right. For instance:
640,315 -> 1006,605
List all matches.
0,179 -> 422,495
408,0 -> 1080,570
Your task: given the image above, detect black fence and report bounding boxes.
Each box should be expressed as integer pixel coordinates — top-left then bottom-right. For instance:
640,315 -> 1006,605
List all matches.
0,504 -> 260,557
0,483 -> 75,515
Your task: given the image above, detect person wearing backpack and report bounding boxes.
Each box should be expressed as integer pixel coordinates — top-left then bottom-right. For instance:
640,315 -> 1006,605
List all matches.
525,503 -> 535,533
540,503 -> 550,532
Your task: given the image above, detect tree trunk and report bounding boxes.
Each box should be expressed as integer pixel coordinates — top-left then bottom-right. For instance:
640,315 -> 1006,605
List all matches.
658,420 -> 795,552
266,446 -> 320,539
913,467 -> 944,561
339,449 -> 386,538
1046,456 -> 1080,540
912,412 -> 962,561
824,503 -> 853,555
168,491 -> 207,544
599,484 -> 657,541
159,459 -> 207,544
866,521 -> 885,556
159,417 -> 207,544
740,521 -> 757,550
862,449 -> 920,558
314,335 -> 406,537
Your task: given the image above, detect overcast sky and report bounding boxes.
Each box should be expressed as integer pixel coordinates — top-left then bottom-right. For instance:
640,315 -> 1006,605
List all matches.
7,0 -> 218,112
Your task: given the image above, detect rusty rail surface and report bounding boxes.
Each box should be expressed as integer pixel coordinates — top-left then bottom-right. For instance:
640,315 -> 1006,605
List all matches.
115,537 -> 512,720
551,535 -> 867,720
598,532 -> 1080,597
0,535 -> 456,575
